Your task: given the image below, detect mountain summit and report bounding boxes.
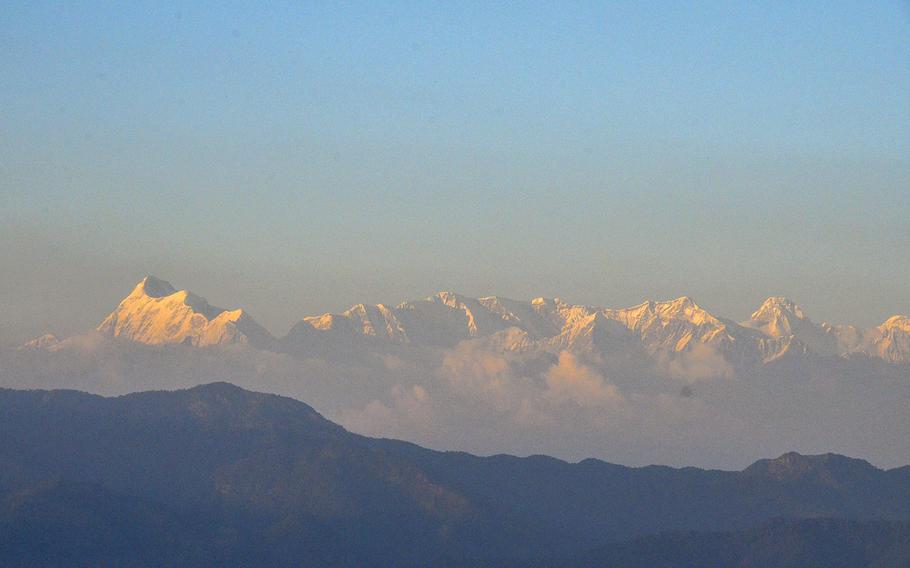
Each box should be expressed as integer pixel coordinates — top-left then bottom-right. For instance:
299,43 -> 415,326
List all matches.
744,451 -> 880,486
865,315 -> 910,363
743,296 -> 842,356
96,276 -> 273,348
748,297 -> 809,336
26,277 -> 910,366
283,292 -> 795,366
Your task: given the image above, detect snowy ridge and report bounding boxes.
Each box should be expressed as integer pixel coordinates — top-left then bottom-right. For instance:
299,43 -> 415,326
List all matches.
864,315 -> 910,363
96,276 -> 273,347
23,276 -> 910,366
286,290 -> 909,366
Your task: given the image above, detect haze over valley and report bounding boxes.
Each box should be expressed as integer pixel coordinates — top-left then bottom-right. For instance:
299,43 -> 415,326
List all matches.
6,275 -> 909,470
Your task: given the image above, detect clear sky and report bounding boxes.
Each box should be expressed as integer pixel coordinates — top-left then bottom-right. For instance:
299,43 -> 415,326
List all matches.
2,1 -> 909,344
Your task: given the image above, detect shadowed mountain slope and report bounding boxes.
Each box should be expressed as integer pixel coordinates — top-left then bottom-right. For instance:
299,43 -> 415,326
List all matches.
569,518 -> 910,568
2,383 -> 910,566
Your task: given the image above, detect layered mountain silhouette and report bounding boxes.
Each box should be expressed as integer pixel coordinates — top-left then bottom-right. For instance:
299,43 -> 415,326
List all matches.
2,382 -> 910,566
27,276 -> 910,366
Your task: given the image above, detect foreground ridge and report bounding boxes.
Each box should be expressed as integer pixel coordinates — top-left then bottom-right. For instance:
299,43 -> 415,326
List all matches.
2,382 -> 910,567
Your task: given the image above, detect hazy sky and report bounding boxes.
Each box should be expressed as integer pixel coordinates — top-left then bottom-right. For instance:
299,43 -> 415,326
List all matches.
2,2 -> 909,345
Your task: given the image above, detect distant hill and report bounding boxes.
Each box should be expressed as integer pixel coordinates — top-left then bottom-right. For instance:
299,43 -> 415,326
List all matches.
2,382 -> 910,566
569,517 -> 910,568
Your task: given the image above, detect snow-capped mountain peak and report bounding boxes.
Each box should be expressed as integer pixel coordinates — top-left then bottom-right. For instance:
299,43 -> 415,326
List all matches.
20,333 -> 61,350
135,275 -> 177,299
881,315 -> 910,332
96,276 -> 272,348
655,296 -> 717,325
749,297 -> 808,335
28,277 -> 910,367
864,315 -> 910,363
742,296 -> 845,356
602,296 -> 721,332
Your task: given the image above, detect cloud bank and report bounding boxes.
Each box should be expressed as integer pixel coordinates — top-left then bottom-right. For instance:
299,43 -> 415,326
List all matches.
3,333 -> 910,469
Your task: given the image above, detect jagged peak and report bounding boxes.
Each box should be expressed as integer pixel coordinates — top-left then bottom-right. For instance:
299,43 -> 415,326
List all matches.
85,283 -> 910,364
213,308 -> 246,322
752,296 -> 807,322
98,276 -> 271,346
346,303 -> 370,315
881,315 -> 910,331
21,333 -> 60,350
165,289 -> 222,320
134,275 -> 177,298
657,295 -> 699,314
431,290 -> 468,306
477,295 -> 534,317
618,299 -> 654,313
530,296 -> 570,313
121,277 -> 225,319
659,296 -> 720,326
302,312 -> 341,327
743,297 -> 816,341
633,296 -> 716,323
348,302 -> 395,316
622,296 -> 698,310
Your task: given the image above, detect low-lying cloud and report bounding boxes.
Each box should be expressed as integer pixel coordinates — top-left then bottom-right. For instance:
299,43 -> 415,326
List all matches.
3,334 -> 910,470
657,343 -> 735,382
544,351 -> 625,408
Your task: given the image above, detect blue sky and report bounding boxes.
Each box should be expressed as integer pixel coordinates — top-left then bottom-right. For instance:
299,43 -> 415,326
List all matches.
2,1 -> 909,343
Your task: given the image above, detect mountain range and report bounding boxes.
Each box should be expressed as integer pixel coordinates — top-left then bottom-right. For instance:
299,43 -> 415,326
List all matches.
25,276 -> 910,366
11,275 -> 910,474
2,382 -> 910,567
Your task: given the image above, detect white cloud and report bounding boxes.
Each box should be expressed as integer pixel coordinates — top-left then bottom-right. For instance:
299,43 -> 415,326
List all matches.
437,341 -> 525,411
6,332 -> 910,470
544,351 -> 625,408
658,343 -> 734,382
338,384 -> 434,439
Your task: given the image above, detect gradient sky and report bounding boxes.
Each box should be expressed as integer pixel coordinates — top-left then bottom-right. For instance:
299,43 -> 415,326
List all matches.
2,1 -> 909,345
